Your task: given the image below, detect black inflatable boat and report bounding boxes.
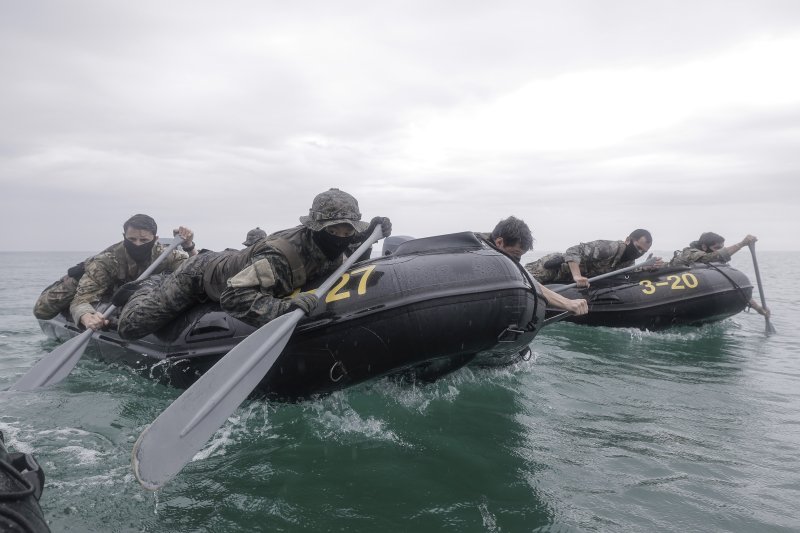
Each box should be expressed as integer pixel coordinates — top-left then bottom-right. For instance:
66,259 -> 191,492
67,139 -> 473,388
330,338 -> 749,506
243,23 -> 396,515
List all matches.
38,232 -> 546,400
544,263 -> 754,330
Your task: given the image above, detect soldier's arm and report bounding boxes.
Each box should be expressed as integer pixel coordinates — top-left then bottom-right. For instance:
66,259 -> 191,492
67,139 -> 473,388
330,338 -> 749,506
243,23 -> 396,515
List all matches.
69,257 -> 115,328
563,243 -> 590,286
173,226 -> 198,257
562,243 -> 584,265
683,249 -> 727,265
219,253 -> 295,327
540,285 -> 588,315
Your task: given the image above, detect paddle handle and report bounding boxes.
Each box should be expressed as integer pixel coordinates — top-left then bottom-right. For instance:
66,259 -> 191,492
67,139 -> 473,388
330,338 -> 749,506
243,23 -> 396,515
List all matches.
137,238 -> 185,280
316,226 -> 383,296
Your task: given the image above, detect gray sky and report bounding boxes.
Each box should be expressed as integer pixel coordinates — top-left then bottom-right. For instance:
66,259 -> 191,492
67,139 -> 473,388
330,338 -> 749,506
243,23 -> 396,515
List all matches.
2,0 -> 799,253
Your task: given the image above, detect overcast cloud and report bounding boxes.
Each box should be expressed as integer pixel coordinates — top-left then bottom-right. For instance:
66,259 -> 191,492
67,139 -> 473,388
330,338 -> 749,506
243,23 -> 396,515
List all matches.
2,0 -> 799,253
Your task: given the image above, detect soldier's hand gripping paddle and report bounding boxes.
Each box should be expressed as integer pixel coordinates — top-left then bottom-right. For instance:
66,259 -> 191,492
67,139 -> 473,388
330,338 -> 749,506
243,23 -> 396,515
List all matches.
131,226 -> 384,491
541,255 -> 659,326
748,243 -> 776,334
11,238 -> 184,391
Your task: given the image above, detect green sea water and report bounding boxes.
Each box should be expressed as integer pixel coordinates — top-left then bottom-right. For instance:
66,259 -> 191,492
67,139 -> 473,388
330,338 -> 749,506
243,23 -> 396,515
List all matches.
1,251 -> 798,532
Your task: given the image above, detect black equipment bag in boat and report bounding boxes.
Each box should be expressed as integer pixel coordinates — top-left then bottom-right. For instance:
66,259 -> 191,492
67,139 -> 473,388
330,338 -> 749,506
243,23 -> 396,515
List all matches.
0,431 -> 51,533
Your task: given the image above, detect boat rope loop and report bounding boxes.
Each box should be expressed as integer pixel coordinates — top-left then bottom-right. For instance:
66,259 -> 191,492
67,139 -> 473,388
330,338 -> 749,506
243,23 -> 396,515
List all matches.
322,349 -> 347,382
519,347 -> 532,361
329,361 -> 346,382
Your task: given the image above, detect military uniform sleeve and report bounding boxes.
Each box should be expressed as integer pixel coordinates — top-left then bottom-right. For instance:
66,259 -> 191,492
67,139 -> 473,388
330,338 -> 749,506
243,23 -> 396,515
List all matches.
671,247 -> 730,266
69,255 -> 117,324
163,248 -> 189,273
219,251 -> 296,328
563,243 -> 586,265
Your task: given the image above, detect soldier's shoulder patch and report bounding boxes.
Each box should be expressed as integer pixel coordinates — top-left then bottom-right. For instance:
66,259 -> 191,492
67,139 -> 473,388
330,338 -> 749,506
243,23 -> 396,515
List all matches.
227,258 -> 277,290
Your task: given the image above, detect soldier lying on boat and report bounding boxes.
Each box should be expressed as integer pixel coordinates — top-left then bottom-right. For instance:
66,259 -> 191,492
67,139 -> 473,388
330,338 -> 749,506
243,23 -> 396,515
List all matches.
670,232 -> 770,317
32,214 -> 197,330
481,216 -> 588,316
115,188 -> 392,340
525,229 -> 665,288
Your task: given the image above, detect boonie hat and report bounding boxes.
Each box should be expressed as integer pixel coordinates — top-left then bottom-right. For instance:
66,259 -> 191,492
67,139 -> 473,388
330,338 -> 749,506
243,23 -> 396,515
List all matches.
300,188 -> 369,232
243,227 -> 267,246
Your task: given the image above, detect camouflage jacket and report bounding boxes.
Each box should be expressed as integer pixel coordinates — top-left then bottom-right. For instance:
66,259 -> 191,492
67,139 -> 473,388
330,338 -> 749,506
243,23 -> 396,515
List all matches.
563,239 -> 633,277
669,246 -> 732,267
70,241 -> 188,324
218,225 -> 343,327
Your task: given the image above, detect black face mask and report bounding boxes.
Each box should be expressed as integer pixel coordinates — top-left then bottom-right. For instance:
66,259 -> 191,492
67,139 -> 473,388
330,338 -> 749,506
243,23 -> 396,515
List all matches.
313,230 -> 353,260
620,241 -> 644,263
124,238 -> 156,263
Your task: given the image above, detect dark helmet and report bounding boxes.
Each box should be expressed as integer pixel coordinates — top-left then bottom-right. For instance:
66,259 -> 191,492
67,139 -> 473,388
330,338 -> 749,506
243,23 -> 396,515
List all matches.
242,227 -> 267,246
299,188 -> 369,232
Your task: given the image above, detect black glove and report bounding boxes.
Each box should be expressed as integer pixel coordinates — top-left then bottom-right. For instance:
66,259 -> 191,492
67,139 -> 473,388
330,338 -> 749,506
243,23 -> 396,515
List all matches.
67,262 -> 86,280
364,216 -> 392,239
288,292 -> 319,316
111,280 -> 143,307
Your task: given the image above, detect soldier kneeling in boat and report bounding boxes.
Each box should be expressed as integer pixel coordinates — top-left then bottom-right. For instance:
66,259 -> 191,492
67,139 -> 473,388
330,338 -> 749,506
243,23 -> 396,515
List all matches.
116,188 -> 391,339
670,231 -> 769,317
480,216 -> 589,317
32,214 -> 197,328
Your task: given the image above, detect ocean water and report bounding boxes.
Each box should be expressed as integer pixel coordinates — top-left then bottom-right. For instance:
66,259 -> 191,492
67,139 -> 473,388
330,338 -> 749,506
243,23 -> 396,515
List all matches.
1,251 -> 798,532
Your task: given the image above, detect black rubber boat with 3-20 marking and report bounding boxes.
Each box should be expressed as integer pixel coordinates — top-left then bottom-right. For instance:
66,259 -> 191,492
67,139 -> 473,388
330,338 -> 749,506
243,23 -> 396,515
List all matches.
543,263 -> 753,330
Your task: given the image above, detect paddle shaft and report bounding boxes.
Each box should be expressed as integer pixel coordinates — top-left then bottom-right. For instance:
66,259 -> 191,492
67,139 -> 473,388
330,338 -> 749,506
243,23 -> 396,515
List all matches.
551,254 -> 657,293
748,243 -> 776,333
538,255 -> 657,326
132,225 -> 385,490
10,238 -> 184,391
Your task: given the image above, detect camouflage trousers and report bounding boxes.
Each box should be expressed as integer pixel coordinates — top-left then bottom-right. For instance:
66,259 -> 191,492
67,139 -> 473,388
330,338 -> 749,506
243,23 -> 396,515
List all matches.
117,252 -> 217,340
33,276 -> 79,320
524,253 -> 571,284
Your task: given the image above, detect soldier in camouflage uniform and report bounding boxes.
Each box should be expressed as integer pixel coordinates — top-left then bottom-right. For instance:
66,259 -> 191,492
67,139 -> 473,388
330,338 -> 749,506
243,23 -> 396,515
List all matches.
117,188 -> 392,340
68,214 -> 197,331
669,232 -> 769,317
669,232 -> 757,267
525,229 -> 662,288
480,216 -> 589,316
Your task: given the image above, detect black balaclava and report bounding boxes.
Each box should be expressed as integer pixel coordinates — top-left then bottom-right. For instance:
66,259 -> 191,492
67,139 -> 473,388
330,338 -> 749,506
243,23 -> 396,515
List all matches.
620,240 -> 645,263
124,238 -> 156,263
313,230 -> 353,260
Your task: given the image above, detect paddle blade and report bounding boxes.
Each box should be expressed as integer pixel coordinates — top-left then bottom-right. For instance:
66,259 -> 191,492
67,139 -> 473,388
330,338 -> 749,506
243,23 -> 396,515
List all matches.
10,329 -> 93,391
132,310 -> 303,490
765,318 -> 777,334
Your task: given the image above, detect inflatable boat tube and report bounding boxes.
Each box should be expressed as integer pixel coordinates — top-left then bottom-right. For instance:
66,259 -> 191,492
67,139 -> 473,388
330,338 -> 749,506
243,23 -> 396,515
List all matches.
544,263 -> 753,330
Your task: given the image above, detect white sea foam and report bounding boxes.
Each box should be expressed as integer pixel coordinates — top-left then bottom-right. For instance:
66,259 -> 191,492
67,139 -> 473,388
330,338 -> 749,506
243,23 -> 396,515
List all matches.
0,421 -> 33,454
192,415 -> 240,461
304,393 -> 403,445
57,445 -> 106,465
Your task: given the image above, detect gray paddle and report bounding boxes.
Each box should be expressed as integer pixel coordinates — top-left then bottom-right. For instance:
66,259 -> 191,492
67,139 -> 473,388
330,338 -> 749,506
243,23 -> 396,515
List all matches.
748,243 -> 776,334
541,254 -> 658,326
11,238 -> 184,391
132,226 -> 384,491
